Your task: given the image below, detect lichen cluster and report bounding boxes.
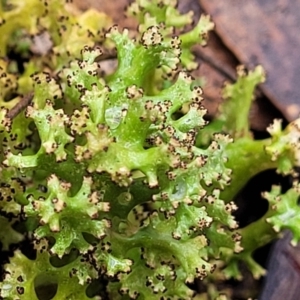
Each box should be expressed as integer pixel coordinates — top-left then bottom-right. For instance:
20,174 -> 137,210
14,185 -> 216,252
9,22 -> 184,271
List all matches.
1,0 -> 300,299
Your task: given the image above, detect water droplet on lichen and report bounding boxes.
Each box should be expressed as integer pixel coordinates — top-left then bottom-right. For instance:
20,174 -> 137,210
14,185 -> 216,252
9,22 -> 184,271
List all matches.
105,106 -> 127,129
170,178 -> 187,201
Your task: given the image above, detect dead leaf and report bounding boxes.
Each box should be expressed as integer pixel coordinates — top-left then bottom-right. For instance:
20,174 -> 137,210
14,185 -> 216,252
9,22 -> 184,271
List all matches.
199,0 -> 300,121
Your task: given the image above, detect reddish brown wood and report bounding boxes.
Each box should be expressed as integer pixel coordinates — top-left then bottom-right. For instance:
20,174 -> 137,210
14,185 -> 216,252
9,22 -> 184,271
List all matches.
199,0 -> 300,121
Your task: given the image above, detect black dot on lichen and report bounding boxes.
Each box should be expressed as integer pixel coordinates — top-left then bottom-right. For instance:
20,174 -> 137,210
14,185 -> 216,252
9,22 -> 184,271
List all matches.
16,286 -> 24,294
